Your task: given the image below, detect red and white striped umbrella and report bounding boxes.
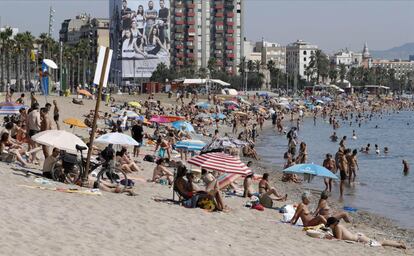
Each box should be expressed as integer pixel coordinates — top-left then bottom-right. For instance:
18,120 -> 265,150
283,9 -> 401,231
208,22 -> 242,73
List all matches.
188,152 -> 252,175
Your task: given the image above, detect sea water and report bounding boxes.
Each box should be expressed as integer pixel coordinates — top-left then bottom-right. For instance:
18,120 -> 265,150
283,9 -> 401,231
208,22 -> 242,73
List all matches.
256,111 -> 414,228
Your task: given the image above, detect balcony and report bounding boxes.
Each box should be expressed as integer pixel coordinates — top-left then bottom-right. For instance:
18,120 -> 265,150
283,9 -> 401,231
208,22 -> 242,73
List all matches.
175,27 -> 184,33
227,37 -> 235,42
188,28 -> 195,33
186,42 -> 194,48
216,21 -> 224,26
215,12 -> 224,17
175,20 -> 184,25
176,53 -> 184,58
226,12 -> 234,17
187,53 -> 194,58
188,11 -> 195,17
176,60 -> 184,66
215,53 -> 223,58
215,3 -> 224,9
175,11 -> 184,17
175,44 -> 184,49
227,29 -> 234,34
226,45 -> 234,50
227,21 -> 234,26
187,20 -> 195,25
227,53 -> 235,58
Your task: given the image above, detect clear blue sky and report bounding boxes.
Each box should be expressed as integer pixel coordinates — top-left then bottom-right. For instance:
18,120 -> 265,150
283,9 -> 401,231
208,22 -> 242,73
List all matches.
0,0 -> 413,52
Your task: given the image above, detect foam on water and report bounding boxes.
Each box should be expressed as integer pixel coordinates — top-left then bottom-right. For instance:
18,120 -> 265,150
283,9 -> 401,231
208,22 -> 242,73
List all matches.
256,111 -> 414,228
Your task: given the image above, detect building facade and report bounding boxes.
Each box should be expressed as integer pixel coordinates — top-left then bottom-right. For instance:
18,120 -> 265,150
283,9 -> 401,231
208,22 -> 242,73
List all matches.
255,40 -> 286,72
331,49 -> 363,68
286,40 -> 318,78
170,0 -> 244,74
371,59 -> 414,79
59,15 -> 109,62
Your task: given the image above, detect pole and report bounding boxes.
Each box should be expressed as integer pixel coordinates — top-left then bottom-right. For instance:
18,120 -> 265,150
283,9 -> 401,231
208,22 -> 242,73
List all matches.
82,47 -> 110,186
59,41 -> 63,96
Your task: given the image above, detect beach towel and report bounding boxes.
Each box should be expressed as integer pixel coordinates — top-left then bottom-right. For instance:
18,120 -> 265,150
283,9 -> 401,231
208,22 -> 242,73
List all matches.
19,185 -> 102,195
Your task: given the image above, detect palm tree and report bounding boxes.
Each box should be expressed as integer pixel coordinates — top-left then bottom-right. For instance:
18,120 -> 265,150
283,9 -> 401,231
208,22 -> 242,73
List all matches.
247,60 -> 254,73
21,31 -> 35,89
207,57 -> 217,74
254,60 -> 261,73
14,33 -> 27,91
0,28 -> 13,88
198,67 -> 208,79
339,63 -> 346,84
328,66 -> 338,83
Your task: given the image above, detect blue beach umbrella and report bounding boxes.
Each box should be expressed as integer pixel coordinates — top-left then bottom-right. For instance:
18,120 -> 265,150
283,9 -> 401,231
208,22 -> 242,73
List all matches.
196,102 -> 210,109
172,121 -> 195,132
283,164 -> 338,180
211,113 -> 226,120
175,139 -> 206,151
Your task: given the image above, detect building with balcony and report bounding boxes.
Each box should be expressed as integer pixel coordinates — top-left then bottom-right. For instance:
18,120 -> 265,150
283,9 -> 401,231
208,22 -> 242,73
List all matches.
170,0 -> 244,75
59,15 -> 109,62
286,40 -> 318,79
371,59 -> 414,79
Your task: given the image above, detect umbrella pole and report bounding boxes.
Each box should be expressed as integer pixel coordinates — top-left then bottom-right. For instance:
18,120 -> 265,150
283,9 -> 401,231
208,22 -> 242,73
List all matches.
82,47 -> 110,187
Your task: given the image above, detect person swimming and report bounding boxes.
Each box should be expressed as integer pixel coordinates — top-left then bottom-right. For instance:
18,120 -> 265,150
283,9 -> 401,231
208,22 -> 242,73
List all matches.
330,132 -> 338,142
402,160 -> 409,176
375,144 -> 380,155
352,130 -> 357,140
384,147 -> 389,154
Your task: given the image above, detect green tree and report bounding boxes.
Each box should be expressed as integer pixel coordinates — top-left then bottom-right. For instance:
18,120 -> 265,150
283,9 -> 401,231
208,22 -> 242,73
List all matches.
339,63 -> 347,83
328,66 -> 338,83
0,28 -> 13,88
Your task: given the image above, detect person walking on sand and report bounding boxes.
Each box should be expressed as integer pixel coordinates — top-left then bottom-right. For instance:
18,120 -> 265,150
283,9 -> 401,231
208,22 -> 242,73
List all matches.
53,100 -> 60,130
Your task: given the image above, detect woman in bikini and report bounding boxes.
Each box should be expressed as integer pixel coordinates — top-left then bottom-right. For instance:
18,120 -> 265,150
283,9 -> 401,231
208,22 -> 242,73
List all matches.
326,217 -> 406,249
150,158 -> 173,184
323,153 -> 336,192
314,191 -> 351,223
291,191 -> 327,227
258,173 -> 287,201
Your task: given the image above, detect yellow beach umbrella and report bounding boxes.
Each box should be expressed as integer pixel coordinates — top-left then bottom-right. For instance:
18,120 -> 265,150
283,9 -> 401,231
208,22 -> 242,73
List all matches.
128,101 -> 141,108
63,118 -> 88,128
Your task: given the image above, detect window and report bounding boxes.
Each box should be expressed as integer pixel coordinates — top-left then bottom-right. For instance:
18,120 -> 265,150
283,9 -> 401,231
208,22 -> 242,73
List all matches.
304,57 -> 306,61
303,50 -> 307,55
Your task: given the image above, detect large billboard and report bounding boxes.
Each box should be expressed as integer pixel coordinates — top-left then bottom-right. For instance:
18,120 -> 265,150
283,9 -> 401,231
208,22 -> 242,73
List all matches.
111,0 -> 170,79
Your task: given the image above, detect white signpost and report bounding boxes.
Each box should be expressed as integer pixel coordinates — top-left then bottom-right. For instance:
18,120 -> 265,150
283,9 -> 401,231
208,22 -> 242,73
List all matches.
83,46 -> 113,184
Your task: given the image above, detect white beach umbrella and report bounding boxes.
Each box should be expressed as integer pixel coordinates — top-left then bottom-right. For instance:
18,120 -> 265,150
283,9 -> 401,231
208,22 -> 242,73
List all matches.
95,132 -> 139,146
43,59 -> 58,69
32,130 -> 88,154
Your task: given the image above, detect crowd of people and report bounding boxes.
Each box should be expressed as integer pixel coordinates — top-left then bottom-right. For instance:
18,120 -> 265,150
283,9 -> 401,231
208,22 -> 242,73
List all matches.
1,87 -> 410,250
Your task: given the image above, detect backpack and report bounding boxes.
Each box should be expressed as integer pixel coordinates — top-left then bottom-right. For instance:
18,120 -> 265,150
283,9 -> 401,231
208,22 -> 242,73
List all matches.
143,155 -> 155,162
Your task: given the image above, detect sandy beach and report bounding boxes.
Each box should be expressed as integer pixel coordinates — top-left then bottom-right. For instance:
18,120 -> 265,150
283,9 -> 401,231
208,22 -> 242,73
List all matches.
0,93 -> 412,256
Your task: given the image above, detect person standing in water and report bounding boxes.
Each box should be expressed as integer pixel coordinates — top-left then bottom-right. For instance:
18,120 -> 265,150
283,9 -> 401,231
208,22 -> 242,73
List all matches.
348,149 -> 359,183
402,160 -> 409,176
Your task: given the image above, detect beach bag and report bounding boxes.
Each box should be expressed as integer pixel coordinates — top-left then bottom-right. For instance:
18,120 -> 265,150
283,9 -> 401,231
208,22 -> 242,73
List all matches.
197,198 -> 216,211
143,155 -> 155,162
259,194 -> 273,208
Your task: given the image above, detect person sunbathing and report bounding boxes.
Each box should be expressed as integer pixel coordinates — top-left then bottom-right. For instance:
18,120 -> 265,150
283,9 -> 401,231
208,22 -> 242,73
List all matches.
291,191 -> 327,227
258,173 -> 287,201
116,148 -> 140,173
0,132 -> 28,166
174,165 -> 226,211
326,217 -> 406,249
150,158 -> 173,184
243,173 -> 257,197
314,191 -> 351,223
87,174 -> 136,196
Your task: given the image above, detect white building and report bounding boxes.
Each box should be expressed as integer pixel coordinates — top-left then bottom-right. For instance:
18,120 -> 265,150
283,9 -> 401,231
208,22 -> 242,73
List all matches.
286,40 -> 318,79
255,40 -> 286,72
331,49 -> 363,68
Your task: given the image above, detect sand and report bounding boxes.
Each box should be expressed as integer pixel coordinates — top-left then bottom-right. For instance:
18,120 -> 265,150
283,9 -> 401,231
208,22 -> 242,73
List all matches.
0,93 -> 411,256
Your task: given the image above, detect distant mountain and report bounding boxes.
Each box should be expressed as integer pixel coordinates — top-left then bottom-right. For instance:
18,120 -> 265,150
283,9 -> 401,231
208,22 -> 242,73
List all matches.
371,43 -> 414,60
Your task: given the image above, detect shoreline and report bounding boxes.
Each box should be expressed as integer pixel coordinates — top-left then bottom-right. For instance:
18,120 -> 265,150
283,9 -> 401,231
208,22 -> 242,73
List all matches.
253,118 -> 414,248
